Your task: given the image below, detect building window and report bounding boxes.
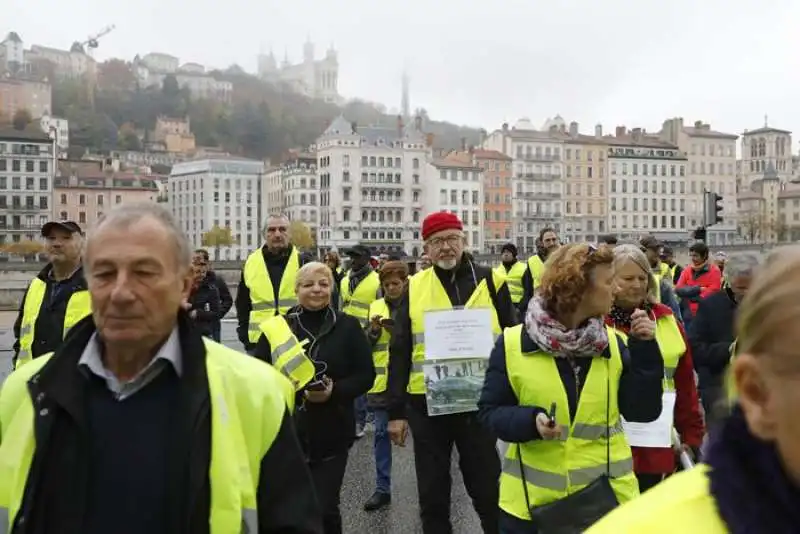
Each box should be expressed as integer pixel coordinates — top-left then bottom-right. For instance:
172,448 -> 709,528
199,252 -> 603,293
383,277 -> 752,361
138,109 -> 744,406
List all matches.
79,212 -> 86,224
59,211 -> 68,220
116,195 -> 122,204
60,193 -> 67,204
79,194 -> 86,205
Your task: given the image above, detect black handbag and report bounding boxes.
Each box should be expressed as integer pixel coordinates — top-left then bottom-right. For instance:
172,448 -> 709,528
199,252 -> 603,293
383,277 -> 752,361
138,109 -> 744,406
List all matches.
520,358 -> 620,534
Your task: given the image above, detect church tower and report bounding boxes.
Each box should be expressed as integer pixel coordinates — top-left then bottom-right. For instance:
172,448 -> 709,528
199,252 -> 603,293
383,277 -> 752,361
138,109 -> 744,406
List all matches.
401,68 -> 410,121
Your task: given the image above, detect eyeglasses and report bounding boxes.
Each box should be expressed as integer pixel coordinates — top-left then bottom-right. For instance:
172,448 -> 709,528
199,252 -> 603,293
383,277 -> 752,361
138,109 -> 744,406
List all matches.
427,235 -> 463,248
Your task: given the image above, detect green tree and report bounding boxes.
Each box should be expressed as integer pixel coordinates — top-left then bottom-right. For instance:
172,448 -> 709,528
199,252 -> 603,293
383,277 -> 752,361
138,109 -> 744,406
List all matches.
202,225 -> 236,261
289,220 -> 315,250
12,109 -> 32,130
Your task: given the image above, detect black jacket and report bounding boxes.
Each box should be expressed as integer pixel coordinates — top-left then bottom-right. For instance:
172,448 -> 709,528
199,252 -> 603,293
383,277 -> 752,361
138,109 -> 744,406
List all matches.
10,313 -> 322,534
187,277 -> 221,338
13,264 -> 88,363
365,293 -> 407,409
205,270 -> 233,319
520,253 -> 546,314
386,259 -> 517,420
689,287 -> 737,392
254,306 -> 375,461
236,246 -> 305,349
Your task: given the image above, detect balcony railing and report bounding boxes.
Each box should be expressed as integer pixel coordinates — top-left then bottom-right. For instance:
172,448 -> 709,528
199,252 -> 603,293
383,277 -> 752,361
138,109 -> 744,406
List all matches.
515,173 -> 561,182
516,154 -> 561,163
515,192 -> 561,200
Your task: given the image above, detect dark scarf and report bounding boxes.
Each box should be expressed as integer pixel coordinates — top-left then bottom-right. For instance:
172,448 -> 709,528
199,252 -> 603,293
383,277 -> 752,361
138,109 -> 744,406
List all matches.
706,406 -> 800,533
607,302 -> 653,328
348,263 -> 372,293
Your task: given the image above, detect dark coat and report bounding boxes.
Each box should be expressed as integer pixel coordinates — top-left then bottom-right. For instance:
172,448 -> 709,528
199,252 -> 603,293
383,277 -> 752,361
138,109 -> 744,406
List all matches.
187,277 -> 221,338
254,307 -> 375,461
205,270 -> 233,318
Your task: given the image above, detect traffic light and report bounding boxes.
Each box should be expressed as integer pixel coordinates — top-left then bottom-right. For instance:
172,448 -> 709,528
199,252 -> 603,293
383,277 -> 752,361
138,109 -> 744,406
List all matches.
703,191 -> 724,226
692,226 -> 707,241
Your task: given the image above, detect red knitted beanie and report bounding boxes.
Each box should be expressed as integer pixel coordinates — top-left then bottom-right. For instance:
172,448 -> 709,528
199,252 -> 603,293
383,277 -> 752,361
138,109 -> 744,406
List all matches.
422,211 -> 463,240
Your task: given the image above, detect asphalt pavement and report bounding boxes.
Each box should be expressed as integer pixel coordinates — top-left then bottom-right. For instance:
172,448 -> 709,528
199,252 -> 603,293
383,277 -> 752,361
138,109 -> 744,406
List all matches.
0,318 -> 484,534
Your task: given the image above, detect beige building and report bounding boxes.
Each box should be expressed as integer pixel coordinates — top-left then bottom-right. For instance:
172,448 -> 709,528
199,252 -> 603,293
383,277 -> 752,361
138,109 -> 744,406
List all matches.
152,116 -> 196,154
280,150 -> 319,234
0,77 -> 52,121
54,160 -> 160,228
561,123 -> 609,242
659,118 -> 739,245
27,43 -> 96,79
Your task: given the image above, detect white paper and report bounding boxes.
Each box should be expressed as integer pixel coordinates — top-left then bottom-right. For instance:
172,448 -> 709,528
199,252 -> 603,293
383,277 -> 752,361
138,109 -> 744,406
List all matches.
622,391 -> 676,448
423,308 -> 494,360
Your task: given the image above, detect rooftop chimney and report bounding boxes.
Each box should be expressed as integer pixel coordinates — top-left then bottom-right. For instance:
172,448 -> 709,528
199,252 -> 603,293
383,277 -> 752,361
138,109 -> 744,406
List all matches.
569,121 -> 579,137
351,121 -> 357,134
632,127 -> 642,141
502,122 -> 509,132
415,115 -> 423,131
615,126 -> 626,137
595,124 -> 603,138
425,133 -> 434,147
694,120 -> 702,128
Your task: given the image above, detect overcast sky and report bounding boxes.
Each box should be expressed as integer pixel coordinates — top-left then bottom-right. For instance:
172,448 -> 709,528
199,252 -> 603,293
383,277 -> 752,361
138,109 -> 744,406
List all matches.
8,0 -> 800,143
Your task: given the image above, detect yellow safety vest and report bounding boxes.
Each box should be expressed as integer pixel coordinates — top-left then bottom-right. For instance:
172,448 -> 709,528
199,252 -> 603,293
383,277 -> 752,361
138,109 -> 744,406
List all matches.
340,271 -> 380,322
495,262 -> 527,304
499,324 -> 638,521
259,315 -> 316,392
613,314 -> 685,391
527,255 -> 545,290
16,278 -> 92,370
0,338 -> 292,534
726,339 -> 738,403
243,247 -> 301,343
367,298 -> 391,394
407,268 -> 505,394
585,465 -> 728,534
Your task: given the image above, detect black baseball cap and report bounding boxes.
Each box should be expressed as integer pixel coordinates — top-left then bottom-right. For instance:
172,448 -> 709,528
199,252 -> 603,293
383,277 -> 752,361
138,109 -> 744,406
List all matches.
345,244 -> 372,258
41,220 -> 83,237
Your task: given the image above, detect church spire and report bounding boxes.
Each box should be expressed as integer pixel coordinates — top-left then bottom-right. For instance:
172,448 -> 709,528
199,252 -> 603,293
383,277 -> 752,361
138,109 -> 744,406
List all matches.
401,67 -> 410,121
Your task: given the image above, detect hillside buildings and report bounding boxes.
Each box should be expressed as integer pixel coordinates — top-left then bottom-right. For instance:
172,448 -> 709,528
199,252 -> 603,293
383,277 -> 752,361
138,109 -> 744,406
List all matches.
0,77 -> 52,121
150,116 -> 196,154
0,128 -> 55,245
133,52 -> 233,104
39,114 -> 69,153
257,39 -> 340,104
169,157 -> 264,260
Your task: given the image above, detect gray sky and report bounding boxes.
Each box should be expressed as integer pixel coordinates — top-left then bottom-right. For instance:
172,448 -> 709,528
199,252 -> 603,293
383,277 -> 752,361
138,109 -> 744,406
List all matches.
9,0 -> 800,142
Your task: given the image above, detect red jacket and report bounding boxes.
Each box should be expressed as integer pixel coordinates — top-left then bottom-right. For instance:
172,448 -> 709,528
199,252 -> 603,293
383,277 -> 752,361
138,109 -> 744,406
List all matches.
675,262 -> 723,316
605,303 -> 705,474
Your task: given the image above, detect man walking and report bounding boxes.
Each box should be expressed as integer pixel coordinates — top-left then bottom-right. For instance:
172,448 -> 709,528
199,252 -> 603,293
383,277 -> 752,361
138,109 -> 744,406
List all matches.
194,248 -> 232,342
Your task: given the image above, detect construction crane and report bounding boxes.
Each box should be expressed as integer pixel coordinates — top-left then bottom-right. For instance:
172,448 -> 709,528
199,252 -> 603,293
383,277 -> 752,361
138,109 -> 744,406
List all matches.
80,24 -> 116,110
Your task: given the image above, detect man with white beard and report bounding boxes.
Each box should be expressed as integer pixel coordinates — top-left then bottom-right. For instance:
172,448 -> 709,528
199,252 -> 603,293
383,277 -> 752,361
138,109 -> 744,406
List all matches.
386,212 -> 516,534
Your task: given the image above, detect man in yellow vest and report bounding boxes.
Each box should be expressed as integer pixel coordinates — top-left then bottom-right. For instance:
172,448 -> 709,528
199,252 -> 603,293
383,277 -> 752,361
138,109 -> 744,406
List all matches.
495,242 -> 527,315
236,214 -> 306,353
0,203 -> 322,533
13,220 -> 91,370
660,245 -> 684,284
386,211 -> 516,534
640,235 -> 683,321
520,227 -> 560,313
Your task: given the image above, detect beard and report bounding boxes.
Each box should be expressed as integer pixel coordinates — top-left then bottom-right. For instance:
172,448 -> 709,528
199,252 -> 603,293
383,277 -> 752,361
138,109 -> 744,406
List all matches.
435,258 -> 458,270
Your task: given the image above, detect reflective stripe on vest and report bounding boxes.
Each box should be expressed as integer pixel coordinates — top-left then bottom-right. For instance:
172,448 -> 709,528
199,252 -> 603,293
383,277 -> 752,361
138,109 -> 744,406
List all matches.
367,298 -> 391,394
340,271 -> 380,322
613,314 -> 686,391
408,268 -> 504,395
495,262 -> 526,304
0,339 -> 288,534
16,278 -> 92,370
498,324 -> 638,520
527,255 -> 545,289
244,247 -> 300,343
259,315 -> 316,392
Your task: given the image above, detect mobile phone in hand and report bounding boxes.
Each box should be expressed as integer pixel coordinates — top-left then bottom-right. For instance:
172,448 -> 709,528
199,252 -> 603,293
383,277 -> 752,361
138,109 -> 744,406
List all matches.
306,379 -> 327,391
547,402 -> 557,428
380,318 -> 395,327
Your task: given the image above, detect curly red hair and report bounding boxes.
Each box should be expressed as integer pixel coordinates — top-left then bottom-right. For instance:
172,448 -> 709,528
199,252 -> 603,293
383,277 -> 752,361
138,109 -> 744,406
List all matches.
538,243 -> 614,318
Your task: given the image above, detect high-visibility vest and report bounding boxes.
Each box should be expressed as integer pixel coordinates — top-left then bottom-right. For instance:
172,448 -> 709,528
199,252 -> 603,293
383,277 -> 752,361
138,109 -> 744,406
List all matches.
669,264 -> 678,283
243,247 -> 300,343
527,255 -> 545,289
407,268 -> 505,394
16,278 -> 92,369
726,339 -> 738,403
367,298 -> 391,394
613,313 -> 685,391
652,263 -> 673,305
499,324 -> 639,520
585,465 -> 727,534
0,338 -> 292,534
495,262 -> 527,304
340,271 -> 380,322
259,315 -> 316,392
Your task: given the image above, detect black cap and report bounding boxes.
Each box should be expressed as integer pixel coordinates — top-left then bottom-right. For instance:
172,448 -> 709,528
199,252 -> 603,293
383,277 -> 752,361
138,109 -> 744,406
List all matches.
639,235 -> 660,251
345,244 -> 372,258
501,242 -> 518,256
41,220 -> 83,237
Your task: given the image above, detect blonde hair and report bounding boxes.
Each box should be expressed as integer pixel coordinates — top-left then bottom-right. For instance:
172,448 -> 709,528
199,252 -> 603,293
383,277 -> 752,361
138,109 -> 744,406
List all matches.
612,244 -> 659,303
295,261 -> 333,290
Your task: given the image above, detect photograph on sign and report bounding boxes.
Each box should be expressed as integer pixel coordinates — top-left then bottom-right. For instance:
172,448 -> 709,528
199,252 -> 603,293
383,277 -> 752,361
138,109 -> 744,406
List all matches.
424,358 -> 487,416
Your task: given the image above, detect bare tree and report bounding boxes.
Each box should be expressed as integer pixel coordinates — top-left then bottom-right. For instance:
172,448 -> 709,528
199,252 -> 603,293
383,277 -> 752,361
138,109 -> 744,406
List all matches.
738,209 -> 762,244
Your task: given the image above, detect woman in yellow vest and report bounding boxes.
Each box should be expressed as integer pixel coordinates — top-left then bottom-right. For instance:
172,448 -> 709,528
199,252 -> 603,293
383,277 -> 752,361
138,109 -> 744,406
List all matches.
478,243 -> 665,533
253,261 -> 375,534
588,245 -> 800,533
362,259 -> 409,512
604,245 -> 705,493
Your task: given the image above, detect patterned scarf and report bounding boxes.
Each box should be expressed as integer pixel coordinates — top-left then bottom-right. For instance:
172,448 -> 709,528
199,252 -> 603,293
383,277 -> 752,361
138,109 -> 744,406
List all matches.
524,296 -> 609,358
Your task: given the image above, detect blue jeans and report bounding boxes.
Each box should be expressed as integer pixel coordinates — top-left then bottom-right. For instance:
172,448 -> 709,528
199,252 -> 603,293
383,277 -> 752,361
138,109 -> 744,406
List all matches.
355,395 -> 368,428
373,408 -> 392,494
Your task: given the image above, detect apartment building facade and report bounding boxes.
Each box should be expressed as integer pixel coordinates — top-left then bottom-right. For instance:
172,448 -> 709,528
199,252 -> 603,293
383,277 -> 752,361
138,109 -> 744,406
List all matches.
280,150 -> 319,235
561,123 -> 609,243
473,148 -> 512,252
426,156 -> 485,252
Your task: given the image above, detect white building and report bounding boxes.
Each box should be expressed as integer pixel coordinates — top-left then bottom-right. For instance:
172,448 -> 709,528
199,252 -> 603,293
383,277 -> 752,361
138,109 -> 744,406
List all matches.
39,114 -> 69,153
257,39 -> 340,104
140,52 -> 180,73
607,127 -> 689,243
27,42 -> 95,79
738,124 -> 793,190
280,151 -> 319,235
133,53 -> 232,104
426,158 -> 485,252
315,115 -> 429,257
169,157 -> 264,260
1,32 -> 25,69
483,118 -> 564,254
0,128 -> 55,245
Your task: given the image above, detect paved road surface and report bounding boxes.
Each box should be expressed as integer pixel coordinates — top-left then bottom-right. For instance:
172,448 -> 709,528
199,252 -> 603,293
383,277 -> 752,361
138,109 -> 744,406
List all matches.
0,319 -> 484,533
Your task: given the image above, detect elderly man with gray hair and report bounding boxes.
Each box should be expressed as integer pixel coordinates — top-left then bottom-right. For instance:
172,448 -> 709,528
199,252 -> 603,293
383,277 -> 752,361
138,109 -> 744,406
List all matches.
689,252 -> 761,430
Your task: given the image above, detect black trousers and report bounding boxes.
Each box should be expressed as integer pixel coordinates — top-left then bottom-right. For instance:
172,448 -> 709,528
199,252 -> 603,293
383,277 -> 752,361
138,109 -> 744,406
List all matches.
408,404 -> 501,534
309,452 -> 350,534
636,473 -> 665,493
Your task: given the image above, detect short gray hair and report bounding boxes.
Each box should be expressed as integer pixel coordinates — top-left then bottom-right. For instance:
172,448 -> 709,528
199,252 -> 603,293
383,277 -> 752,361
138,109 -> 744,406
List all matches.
612,244 -> 659,302
262,213 -> 289,234
86,203 -> 192,267
724,252 -> 761,283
